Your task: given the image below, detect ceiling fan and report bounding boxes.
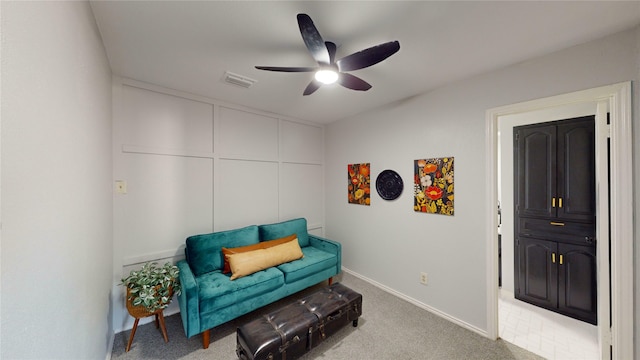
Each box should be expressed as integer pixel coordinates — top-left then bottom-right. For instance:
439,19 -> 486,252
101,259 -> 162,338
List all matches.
255,13 -> 400,96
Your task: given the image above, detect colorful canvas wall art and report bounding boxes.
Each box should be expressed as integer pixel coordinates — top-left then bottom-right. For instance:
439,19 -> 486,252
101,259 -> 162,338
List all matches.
348,163 -> 371,205
414,157 -> 454,215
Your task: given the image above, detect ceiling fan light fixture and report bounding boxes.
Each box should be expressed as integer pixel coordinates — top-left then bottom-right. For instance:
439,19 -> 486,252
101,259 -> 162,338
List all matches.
255,14 -> 400,95
315,69 -> 338,84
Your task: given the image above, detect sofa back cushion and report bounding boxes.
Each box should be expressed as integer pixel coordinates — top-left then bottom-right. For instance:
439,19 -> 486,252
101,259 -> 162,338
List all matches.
259,218 -> 310,247
185,225 -> 259,276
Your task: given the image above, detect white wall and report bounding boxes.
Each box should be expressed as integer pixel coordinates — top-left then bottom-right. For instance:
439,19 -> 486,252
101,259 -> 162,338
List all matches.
325,26 -> 639,337
634,25 -> 640,360
111,79 -> 325,332
1,1 -> 113,359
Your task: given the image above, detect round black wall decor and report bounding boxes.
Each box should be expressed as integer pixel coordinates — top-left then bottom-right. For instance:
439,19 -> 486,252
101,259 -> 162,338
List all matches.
376,169 -> 403,200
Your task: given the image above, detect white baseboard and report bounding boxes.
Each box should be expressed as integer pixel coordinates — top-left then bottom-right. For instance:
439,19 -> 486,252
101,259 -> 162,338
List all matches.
499,288 -> 515,300
105,331 -> 115,360
341,267 -> 488,338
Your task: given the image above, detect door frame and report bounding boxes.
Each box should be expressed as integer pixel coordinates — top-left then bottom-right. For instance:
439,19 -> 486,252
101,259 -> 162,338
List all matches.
485,82 -> 633,359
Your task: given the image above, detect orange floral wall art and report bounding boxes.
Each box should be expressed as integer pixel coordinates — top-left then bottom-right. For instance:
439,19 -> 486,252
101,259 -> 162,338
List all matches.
414,157 -> 454,215
347,163 -> 371,206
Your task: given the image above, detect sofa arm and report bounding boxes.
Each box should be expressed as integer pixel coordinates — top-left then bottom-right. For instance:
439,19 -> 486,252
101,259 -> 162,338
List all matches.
177,260 -> 200,338
309,234 -> 342,274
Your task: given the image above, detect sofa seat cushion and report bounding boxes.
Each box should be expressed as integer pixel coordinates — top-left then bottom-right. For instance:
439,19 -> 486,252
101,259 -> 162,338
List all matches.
197,268 -> 284,314
276,246 -> 337,283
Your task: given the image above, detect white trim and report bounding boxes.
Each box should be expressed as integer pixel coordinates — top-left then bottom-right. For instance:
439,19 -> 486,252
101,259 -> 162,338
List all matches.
105,332 -> 114,360
608,83 -> 633,360
122,248 -> 185,267
485,105 -> 499,341
212,103 -> 220,230
342,267 -> 488,338
122,144 -> 215,159
485,82 -> 634,359
595,100 -> 611,359
118,77 -> 319,127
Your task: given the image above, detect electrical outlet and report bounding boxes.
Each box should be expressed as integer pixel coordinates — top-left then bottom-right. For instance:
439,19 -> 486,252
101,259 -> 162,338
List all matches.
420,272 -> 428,285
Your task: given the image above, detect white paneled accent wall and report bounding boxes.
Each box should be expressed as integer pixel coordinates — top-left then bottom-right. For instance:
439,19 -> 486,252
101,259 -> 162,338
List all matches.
112,79 -> 324,332
280,162 -> 324,225
281,120 -> 324,164
121,85 -> 214,153
218,107 -> 279,160
215,158 -> 280,229
119,154 -> 214,258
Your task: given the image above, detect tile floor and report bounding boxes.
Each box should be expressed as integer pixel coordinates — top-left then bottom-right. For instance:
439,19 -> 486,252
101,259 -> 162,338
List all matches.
499,290 -> 600,360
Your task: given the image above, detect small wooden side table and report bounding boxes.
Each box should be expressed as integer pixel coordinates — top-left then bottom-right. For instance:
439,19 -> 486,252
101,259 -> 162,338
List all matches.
125,289 -> 169,352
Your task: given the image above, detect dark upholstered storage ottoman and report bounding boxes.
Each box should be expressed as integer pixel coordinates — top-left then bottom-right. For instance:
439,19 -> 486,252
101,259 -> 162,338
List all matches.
236,283 -> 362,360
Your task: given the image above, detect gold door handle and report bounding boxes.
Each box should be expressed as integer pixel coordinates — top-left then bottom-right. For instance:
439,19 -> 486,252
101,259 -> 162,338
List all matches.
552,198 -> 556,208
559,254 -> 563,265
559,198 -> 563,208
552,253 -> 556,263
550,222 -> 565,226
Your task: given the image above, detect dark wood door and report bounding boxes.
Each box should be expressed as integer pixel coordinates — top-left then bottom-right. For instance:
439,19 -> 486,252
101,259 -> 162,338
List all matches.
556,121 -> 596,222
515,125 -> 556,219
514,116 -> 596,324
558,243 -> 597,324
517,238 -> 557,309
515,116 -> 595,223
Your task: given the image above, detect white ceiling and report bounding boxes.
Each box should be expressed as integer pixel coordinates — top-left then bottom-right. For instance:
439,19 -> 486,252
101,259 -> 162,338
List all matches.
90,1 -> 640,124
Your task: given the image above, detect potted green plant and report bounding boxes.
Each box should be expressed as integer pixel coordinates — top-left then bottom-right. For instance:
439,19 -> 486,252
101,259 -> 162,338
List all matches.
120,261 -> 182,313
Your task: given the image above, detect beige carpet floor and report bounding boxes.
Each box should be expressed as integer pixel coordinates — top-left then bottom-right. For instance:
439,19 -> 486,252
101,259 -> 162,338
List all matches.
111,272 -> 543,360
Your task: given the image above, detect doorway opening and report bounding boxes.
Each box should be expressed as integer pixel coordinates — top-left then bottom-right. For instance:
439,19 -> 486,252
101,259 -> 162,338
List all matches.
485,82 -> 633,360
500,107 -> 599,359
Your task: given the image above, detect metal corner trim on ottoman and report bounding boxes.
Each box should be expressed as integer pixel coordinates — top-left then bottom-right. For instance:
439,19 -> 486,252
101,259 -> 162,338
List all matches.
236,283 -> 363,360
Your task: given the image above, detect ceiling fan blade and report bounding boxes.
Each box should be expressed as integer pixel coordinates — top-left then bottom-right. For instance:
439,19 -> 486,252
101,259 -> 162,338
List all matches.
338,73 -> 372,91
325,41 -> 337,64
303,80 -> 322,96
255,66 -> 316,72
297,13 -> 330,65
336,41 -> 400,72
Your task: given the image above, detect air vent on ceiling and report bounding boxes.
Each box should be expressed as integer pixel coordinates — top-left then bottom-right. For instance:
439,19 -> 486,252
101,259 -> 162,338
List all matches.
223,71 -> 257,89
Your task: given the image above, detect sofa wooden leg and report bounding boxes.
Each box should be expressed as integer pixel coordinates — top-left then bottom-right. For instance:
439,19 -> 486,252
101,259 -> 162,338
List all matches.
328,277 -> 333,286
202,329 -> 210,349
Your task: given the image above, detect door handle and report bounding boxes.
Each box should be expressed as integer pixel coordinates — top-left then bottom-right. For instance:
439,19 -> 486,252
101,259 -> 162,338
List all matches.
559,254 -> 564,265
550,222 -> 565,226
559,197 -> 563,208
552,198 -> 556,208
552,253 -> 556,263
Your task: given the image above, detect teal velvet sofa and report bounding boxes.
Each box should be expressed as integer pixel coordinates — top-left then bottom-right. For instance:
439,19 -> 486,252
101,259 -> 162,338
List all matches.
176,218 -> 341,349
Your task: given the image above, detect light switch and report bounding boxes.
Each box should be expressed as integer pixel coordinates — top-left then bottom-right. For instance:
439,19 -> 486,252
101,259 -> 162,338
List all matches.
115,180 -> 127,194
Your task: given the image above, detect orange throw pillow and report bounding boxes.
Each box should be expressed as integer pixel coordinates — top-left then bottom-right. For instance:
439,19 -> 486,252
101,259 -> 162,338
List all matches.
221,234 -> 297,273
228,238 -> 304,280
